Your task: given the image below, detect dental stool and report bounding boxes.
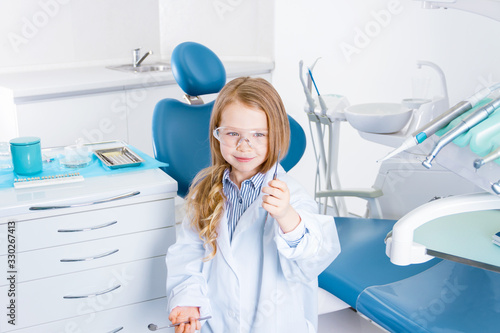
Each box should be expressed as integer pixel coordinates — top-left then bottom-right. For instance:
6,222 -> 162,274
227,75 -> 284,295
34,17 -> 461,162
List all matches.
152,42 -> 306,198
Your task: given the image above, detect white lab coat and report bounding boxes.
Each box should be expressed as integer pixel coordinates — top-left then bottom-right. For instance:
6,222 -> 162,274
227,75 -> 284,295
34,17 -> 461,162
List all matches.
166,165 -> 341,333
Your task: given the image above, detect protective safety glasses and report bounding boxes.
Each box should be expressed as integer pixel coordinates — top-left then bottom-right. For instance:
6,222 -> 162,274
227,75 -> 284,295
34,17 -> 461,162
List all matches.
213,127 -> 268,148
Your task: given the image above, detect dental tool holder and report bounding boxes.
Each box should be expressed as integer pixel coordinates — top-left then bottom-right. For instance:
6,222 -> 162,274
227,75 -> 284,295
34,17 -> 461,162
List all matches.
300,60 -> 383,218
430,135 -> 500,195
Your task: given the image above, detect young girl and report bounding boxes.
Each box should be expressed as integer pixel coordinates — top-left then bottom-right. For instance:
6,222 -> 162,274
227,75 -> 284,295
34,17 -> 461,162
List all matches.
166,77 -> 341,333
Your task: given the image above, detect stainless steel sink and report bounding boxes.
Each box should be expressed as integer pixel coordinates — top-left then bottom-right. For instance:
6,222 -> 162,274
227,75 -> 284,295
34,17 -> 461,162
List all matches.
107,62 -> 171,73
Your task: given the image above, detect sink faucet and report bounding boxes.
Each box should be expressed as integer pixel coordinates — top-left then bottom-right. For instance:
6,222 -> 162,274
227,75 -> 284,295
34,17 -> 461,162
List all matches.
133,48 -> 153,67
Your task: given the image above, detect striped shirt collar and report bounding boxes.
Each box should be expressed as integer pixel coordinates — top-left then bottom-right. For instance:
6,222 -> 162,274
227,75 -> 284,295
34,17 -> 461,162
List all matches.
222,168 -> 266,241
222,168 -> 265,191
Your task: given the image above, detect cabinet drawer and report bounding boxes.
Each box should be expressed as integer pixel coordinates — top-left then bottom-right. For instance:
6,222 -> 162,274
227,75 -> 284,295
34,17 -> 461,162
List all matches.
0,256 -> 167,330
0,198 -> 174,255
0,227 -> 175,284
3,297 -> 171,333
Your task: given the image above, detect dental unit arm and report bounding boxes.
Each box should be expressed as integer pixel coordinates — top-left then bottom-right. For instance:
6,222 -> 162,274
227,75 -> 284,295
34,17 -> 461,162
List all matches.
386,192 -> 500,266
299,60 -> 316,113
422,95 -> 500,169
380,81 -> 500,162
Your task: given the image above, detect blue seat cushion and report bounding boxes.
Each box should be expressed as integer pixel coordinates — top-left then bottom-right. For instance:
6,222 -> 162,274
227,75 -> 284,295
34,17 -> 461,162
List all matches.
357,260 -> 500,332
319,217 -> 441,308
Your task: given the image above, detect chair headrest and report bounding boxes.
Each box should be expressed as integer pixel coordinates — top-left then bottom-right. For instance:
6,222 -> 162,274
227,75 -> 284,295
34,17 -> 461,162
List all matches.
171,42 -> 227,96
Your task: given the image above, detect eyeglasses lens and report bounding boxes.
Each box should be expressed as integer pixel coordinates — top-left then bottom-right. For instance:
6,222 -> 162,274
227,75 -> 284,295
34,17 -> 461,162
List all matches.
214,128 -> 268,147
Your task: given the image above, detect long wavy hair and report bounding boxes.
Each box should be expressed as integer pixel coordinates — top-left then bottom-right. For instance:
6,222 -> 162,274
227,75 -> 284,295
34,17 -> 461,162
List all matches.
186,77 -> 290,260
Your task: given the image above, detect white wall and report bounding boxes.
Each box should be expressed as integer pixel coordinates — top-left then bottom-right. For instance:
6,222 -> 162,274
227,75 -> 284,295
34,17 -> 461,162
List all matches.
158,0 -> 274,62
0,0 -> 161,72
0,0 -> 274,73
273,0 -> 500,214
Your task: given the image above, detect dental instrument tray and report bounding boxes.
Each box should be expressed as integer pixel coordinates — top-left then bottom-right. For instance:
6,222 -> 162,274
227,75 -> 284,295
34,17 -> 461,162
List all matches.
94,146 -> 144,169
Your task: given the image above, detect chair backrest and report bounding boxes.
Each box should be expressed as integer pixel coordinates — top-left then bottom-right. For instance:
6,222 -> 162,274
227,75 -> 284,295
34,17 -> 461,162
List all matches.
152,42 -> 306,197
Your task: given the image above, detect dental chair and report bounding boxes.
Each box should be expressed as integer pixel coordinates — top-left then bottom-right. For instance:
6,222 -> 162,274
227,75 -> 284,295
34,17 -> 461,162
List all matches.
152,42 -> 306,198
303,61 -> 500,332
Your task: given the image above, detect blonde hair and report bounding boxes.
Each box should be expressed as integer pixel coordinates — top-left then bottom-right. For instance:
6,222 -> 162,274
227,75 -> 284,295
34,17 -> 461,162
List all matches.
186,77 -> 290,260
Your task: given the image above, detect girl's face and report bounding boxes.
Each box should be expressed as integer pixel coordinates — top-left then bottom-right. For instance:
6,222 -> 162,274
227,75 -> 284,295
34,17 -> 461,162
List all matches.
218,101 -> 269,187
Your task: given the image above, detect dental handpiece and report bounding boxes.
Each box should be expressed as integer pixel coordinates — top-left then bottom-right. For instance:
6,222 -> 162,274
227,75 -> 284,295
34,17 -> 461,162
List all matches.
308,68 -> 328,114
492,180 -> 500,195
422,96 -> 500,169
379,100 -> 473,162
474,146 -> 500,169
379,84 -> 500,162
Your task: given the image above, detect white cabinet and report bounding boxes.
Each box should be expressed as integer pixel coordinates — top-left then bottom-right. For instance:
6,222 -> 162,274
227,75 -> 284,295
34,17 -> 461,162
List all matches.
8,91 -> 129,148
0,166 -> 177,332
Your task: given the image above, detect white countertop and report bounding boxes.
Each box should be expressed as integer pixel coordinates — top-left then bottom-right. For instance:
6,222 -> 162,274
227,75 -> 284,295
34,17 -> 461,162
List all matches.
0,61 -> 274,103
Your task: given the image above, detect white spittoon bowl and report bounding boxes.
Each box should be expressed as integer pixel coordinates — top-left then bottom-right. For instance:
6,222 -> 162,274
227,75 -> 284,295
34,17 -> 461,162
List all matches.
344,102 -> 412,134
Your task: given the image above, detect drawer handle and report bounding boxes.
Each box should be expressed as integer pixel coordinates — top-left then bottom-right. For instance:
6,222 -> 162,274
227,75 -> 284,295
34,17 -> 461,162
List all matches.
29,191 -> 140,210
63,284 -> 121,299
60,249 -> 119,262
58,220 -> 117,233
107,327 -> 123,333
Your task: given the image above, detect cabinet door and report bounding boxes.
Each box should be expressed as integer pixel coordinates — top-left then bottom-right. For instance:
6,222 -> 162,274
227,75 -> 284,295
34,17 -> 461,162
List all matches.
0,199 -> 174,255
16,91 -> 128,148
0,227 -> 175,283
0,256 -> 167,330
126,84 -> 184,156
7,297 -> 171,333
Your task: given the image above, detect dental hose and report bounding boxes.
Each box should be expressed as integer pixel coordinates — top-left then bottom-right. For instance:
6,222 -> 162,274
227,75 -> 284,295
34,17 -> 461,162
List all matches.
380,82 -> 500,162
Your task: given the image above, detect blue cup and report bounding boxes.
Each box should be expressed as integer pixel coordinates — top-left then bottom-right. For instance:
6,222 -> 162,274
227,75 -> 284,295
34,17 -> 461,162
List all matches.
10,137 -> 43,175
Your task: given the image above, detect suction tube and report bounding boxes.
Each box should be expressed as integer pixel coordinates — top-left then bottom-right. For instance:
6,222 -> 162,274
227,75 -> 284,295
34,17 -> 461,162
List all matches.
422,96 -> 500,169
380,82 -> 500,162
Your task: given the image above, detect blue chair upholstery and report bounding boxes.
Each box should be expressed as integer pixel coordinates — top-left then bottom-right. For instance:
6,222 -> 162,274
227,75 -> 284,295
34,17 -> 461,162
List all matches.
152,42 -> 306,197
319,217 -> 441,308
357,260 -> 500,332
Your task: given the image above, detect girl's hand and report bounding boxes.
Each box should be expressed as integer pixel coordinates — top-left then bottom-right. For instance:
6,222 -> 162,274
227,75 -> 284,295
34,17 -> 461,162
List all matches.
168,306 -> 201,333
262,179 -> 301,233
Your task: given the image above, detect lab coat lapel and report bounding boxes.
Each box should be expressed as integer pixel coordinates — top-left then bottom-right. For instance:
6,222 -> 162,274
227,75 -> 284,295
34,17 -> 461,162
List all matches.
215,214 -> 238,273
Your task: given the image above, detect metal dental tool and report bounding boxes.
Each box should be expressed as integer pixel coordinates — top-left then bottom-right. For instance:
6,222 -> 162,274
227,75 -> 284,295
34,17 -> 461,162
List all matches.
264,149 -> 281,225
474,146 -> 500,169
422,96 -> 500,169
380,82 -> 500,162
492,180 -> 500,195
307,68 -> 328,115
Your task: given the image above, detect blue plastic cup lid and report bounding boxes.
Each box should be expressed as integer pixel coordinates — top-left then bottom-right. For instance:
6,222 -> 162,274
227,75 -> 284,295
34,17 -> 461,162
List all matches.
9,136 -> 41,146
